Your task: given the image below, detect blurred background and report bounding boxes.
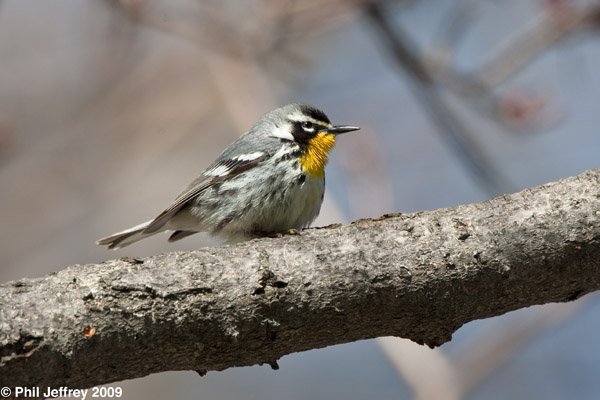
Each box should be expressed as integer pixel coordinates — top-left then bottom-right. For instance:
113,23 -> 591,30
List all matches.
1,0 -> 600,398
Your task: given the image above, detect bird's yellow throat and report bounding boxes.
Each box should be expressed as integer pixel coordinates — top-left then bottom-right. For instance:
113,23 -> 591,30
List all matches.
298,133 -> 336,177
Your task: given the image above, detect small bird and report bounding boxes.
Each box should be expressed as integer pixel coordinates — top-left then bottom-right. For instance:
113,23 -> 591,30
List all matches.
97,103 -> 359,249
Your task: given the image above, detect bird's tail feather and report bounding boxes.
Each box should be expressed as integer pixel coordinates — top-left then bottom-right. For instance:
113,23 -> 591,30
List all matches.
97,220 -> 157,250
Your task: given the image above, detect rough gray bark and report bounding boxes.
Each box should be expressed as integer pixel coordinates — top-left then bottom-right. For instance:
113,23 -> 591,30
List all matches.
2,169 -> 600,392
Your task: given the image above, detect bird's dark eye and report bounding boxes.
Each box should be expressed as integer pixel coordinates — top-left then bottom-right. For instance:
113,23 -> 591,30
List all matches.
302,121 -> 314,130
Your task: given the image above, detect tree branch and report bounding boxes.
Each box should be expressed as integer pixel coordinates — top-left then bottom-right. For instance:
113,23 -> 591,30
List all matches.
2,169 -> 600,391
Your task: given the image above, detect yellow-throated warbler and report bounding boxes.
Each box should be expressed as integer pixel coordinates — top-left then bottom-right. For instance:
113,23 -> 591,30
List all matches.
97,103 -> 359,249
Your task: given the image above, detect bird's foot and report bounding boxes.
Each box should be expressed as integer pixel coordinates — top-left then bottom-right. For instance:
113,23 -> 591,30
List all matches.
273,229 -> 301,238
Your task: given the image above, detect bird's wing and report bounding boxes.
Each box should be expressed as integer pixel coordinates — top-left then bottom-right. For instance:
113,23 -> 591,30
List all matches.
143,151 -> 269,234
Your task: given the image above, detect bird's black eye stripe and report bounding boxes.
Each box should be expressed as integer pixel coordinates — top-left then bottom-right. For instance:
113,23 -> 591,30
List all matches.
289,119 -> 324,145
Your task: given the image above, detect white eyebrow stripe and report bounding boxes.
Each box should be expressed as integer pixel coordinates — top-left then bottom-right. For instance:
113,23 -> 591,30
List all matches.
232,151 -> 263,161
286,112 -> 332,128
287,111 -> 321,123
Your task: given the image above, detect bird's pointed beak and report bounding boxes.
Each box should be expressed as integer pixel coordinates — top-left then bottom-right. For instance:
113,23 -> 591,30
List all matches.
327,125 -> 360,135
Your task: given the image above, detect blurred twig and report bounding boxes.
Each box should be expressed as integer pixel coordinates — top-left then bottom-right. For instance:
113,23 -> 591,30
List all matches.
424,1 -> 600,131
378,337 -> 461,400
379,299 -> 587,400
473,1 -> 600,93
453,300 -> 587,396
365,2 -> 515,196
428,0 -> 480,75
109,0 -> 359,56
424,1 -> 600,97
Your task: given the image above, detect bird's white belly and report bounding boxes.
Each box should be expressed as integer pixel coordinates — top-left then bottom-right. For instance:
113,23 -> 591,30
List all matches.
224,173 -> 324,234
